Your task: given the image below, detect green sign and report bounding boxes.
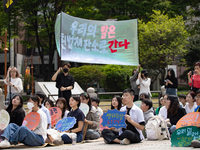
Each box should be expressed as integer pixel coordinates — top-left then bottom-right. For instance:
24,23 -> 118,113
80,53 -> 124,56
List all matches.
55,12 -> 138,66
171,126 -> 200,147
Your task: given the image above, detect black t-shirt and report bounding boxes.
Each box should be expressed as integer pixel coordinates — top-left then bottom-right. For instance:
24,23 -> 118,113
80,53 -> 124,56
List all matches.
124,107 -> 145,135
67,108 -> 85,134
56,72 -> 74,98
167,107 -> 186,125
165,77 -> 178,89
8,109 -> 26,126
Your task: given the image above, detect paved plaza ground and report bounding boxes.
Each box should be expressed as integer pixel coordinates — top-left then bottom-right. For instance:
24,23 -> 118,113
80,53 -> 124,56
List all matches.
7,138 -> 196,150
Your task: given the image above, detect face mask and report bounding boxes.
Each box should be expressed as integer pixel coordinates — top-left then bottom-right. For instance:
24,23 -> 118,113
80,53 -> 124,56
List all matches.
63,68 -> 68,73
27,102 -> 34,110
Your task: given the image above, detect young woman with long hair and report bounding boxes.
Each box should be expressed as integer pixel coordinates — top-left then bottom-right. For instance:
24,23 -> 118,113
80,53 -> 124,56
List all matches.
111,95 -> 122,110
165,68 -> 178,95
56,97 -> 69,118
185,91 -> 197,114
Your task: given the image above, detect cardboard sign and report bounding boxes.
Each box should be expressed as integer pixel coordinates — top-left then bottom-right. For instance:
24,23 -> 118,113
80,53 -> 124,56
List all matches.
49,107 -> 62,126
134,100 -> 142,108
0,109 -> 10,130
22,112 -> 40,130
56,117 -> 76,132
79,103 -> 89,116
171,126 -> 200,147
176,112 -> 200,129
101,109 -> 126,129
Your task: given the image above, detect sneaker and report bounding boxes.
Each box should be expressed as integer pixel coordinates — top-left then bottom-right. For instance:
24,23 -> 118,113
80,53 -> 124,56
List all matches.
0,139 -> 11,148
120,138 -> 130,145
191,140 -> 200,148
104,139 -> 108,144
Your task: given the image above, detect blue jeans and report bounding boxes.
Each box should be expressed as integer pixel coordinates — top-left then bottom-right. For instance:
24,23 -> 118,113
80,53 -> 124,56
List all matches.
85,129 -> 100,140
169,125 -> 176,135
166,88 -> 177,96
1,123 -> 44,146
61,132 -> 83,144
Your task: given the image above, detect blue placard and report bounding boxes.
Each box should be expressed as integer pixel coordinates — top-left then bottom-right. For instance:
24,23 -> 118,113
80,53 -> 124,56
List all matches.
101,109 -> 126,129
56,117 -> 76,132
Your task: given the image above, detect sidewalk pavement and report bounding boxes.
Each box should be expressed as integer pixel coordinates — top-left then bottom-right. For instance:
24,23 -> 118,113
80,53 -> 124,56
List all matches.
10,139 -> 195,150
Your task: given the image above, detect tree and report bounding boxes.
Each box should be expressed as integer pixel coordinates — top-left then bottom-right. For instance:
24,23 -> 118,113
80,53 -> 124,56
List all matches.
138,10 -> 189,86
69,65 -> 105,91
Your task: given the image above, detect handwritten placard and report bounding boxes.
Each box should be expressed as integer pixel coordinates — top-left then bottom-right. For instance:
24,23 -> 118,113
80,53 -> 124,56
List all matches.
100,117 -> 109,131
171,126 -> 200,147
134,100 -> 142,108
0,109 -> 10,130
101,109 -> 126,129
176,112 -> 200,129
49,107 -> 62,126
79,103 -> 89,116
56,117 -> 76,132
22,112 -> 40,130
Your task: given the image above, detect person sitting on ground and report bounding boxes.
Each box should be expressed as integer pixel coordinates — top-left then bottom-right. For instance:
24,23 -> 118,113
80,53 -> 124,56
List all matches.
0,95 -> 47,148
44,98 -> 54,109
185,91 -> 197,114
178,94 -> 186,107
80,93 -> 101,140
56,97 -> 69,118
165,95 -> 186,135
51,96 -> 85,144
36,91 -> 51,129
140,99 -> 154,124
111,95 -> 122,110
155,97 -> 164,115
139,93 -> 149,101
102,89 -> 145,145
91,97 -> 103,116
158,94 -> 168,120
191,89 -> 200,148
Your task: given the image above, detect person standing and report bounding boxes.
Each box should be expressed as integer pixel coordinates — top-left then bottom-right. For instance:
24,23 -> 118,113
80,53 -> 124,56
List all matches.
136,69 -> 151,98
3,67 -> 23,108
52,63 -> 74,110
130,64 -> 140,101
165,68 -> 178,95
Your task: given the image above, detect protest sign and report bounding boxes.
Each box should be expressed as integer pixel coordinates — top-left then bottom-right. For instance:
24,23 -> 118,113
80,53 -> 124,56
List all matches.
171,126 -> 200,147
0,109 -> 10,130
79,103 -> 89,116
55,12 -> 138,66
49,107 -> 62,126
22,112 -> 40,130
101,109 -> 126,129
134,100 -> 142,108
56,117 -> 76,132
176,112 -> 200,129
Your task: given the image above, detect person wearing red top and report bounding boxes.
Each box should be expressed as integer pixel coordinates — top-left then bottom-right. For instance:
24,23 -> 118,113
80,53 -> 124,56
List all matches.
188,62 -> 200,93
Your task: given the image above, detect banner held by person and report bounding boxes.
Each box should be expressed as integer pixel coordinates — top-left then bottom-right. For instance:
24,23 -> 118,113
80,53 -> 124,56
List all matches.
101,109 -> 126,129
0,109 -> 10,130
79,103 -> 89,116
22,112 -> 40,130
55,12 -> 138,66
56,117 -> 76,132
49,107 -> 62,126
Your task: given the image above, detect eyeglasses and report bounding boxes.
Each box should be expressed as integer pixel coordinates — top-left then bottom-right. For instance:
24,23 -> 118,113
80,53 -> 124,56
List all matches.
195,96 -> 200,99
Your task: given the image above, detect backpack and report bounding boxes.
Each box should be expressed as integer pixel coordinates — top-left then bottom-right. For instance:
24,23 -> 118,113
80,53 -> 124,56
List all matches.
145,115 -> 170,140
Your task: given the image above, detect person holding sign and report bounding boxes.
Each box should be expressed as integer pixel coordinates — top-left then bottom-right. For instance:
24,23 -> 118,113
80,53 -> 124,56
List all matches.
52,63 -> 74,110
6,93 -> 25,126
0,95 -> 47,148
56,97 -> 69,118
102,89 -> 145,145
36,91 -> 51,129
80,93 -> 101,140
165,95 -> 186,135
3,66 -> 23,108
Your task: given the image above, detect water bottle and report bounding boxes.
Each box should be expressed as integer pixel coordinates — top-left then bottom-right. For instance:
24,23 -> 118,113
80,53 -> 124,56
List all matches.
71,133 -> 77,145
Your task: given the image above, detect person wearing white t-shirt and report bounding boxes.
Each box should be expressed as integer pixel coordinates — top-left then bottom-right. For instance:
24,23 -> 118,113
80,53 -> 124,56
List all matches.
0,95 -> 47,148
4,67 -> 23,108
136,69 -> 151,98
159,94 -> 168,120
185,92 -> 197,114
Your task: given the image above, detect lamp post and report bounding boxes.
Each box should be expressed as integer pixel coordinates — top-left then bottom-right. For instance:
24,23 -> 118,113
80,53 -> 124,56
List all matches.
24,55 -> 34,95
0,30 -> 8,98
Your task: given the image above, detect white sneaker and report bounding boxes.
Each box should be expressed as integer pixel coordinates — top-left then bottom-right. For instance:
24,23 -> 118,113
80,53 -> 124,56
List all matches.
120,138 -> 130,145
0,139 -> 11,148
